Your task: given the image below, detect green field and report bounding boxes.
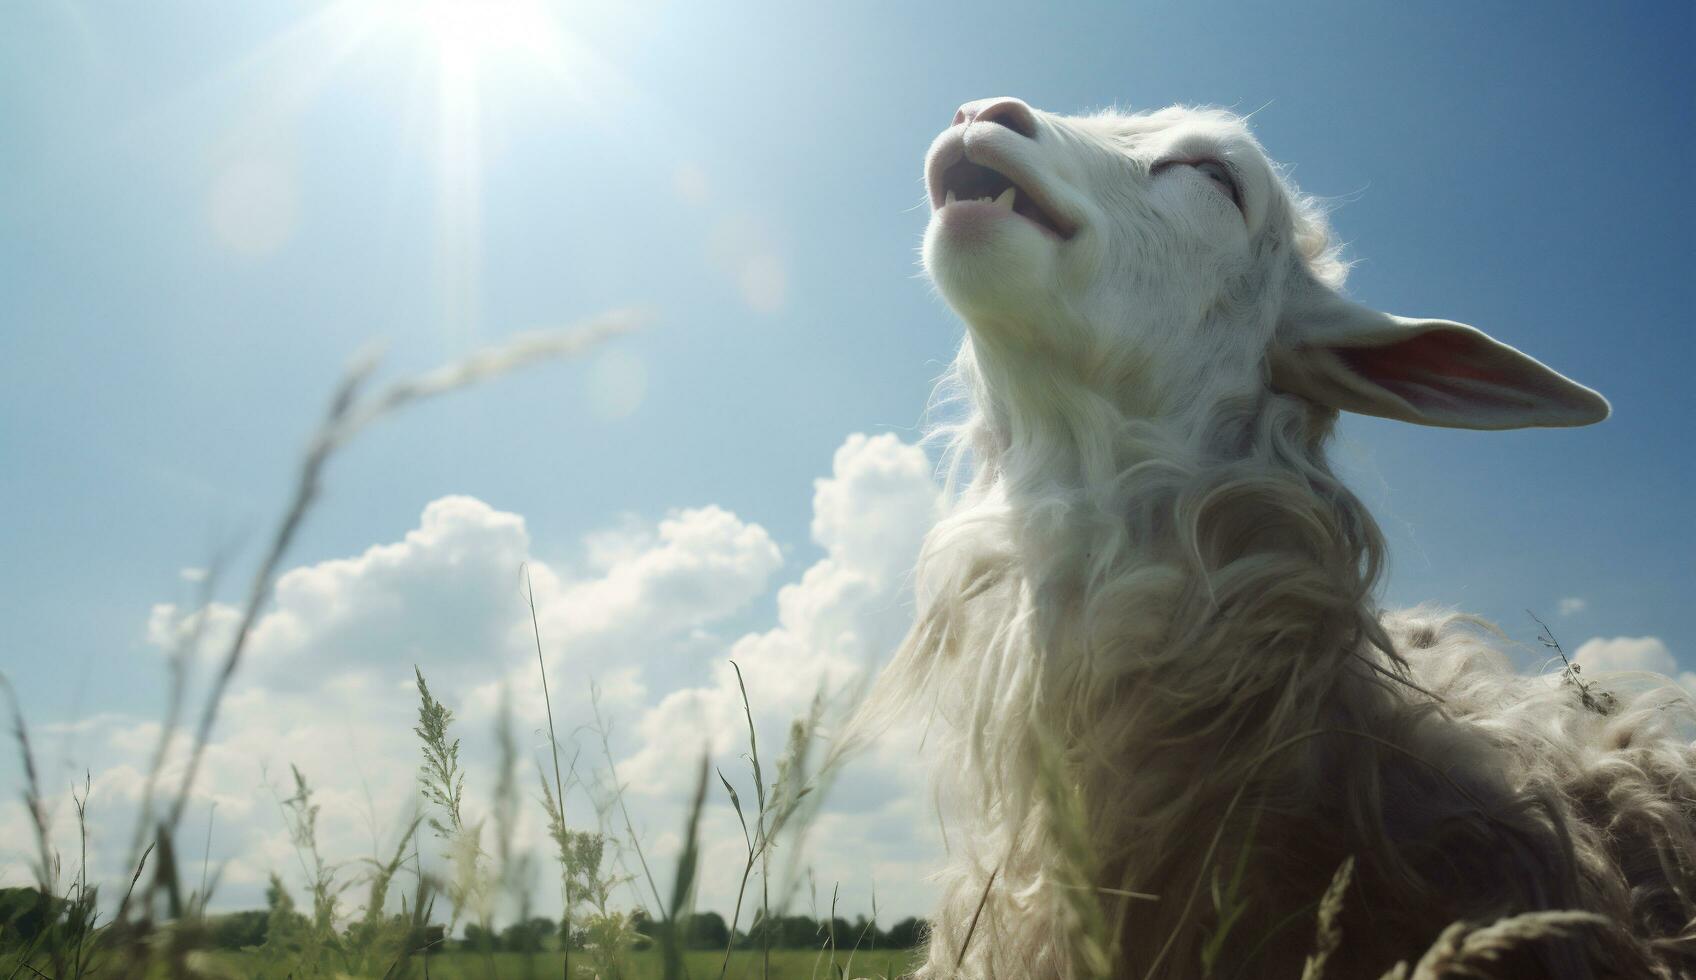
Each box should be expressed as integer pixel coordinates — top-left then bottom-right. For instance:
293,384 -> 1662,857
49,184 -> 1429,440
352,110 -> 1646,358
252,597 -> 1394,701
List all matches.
172,948 -> 923,979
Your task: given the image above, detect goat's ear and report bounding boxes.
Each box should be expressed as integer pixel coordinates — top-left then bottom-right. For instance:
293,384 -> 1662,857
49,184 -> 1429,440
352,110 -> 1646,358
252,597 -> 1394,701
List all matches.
1269,281 -> 1609,430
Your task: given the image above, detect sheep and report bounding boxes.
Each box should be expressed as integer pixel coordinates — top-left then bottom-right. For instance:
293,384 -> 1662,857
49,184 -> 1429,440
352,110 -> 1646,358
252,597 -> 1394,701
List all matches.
861,99 -> 1696,979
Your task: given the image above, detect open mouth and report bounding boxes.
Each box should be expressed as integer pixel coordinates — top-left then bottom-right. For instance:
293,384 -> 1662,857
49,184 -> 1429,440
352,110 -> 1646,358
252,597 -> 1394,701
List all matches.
936,158 -> 1073,239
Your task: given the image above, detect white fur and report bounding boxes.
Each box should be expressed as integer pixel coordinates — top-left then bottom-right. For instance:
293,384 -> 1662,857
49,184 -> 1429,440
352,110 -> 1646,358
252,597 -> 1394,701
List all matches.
862,101 -> 1694,978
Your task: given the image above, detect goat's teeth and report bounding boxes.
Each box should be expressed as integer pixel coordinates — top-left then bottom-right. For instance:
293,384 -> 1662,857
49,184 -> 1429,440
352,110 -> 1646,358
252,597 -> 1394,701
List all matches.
945,189 -> 957,205
994,186 -> 1016,210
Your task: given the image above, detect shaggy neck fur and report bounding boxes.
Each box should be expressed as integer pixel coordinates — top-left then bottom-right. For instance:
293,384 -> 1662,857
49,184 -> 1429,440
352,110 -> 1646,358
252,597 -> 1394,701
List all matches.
876,336 -> 1645,978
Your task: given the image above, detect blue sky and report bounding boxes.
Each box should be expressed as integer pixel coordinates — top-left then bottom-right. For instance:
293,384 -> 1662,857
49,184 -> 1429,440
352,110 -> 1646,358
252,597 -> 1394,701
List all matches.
1,1 -> 1691,922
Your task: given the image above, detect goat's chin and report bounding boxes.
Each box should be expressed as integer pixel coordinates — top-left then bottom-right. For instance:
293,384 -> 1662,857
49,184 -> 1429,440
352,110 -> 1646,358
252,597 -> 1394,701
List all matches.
924,216 -> 1058,322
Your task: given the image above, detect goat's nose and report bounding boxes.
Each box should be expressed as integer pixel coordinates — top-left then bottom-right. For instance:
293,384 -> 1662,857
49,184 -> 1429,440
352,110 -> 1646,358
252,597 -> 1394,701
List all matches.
953,97 -> 1038,138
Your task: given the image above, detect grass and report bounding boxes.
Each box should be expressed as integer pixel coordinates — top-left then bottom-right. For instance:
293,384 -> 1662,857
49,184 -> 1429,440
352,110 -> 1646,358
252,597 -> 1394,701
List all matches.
164,949 -> 926,979
0,320 -> 924,979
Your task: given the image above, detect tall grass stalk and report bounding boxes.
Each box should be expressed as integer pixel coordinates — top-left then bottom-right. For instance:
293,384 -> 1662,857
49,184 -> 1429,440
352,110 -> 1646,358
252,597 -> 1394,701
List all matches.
413,668 -> 496,975
1297,856 -> 1355,980
590,684 -> 666,916
1,676 -> 53,902
1030,720 -> 1113,980
128,553 -> 225,870
716,669 -> 835,980
415,668 -> 468,842
664,756 -> 711,980
197,802 -> 217,918
67,774 -> 93,980
1199,811 -> 1261,976
493,699 -> 538,980
953,866 -> 997,976
346,816 -> 422,975
1,673 -> 96,979
1378,910 -> 1609,980
524,564 -> 572,980
277,765 -> 348,975
842,881 -> 876,980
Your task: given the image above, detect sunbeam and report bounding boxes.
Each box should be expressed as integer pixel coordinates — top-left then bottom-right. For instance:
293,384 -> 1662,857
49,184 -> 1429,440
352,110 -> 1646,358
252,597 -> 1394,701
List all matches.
149,0 -> 635,345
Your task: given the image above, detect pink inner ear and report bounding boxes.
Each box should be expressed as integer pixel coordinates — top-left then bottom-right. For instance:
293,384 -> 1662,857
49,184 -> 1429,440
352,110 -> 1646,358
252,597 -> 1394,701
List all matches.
1332,330 -> 1550,414
1335,331 -> 1488,384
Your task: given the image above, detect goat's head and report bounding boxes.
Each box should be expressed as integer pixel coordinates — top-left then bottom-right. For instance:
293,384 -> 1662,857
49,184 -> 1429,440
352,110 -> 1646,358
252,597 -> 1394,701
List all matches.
923,99 -> 1609,434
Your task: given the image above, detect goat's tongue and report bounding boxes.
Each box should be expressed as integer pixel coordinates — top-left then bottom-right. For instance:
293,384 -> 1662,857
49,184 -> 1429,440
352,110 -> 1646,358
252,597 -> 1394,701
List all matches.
937,158 -> 1065,235
942,159 -> 1011,202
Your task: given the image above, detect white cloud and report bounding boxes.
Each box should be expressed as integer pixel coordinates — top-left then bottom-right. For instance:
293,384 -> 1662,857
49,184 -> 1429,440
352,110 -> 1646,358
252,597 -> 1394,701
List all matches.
147,498 -> 781,698
5,434 -> 943,923
544,504 -> 782,643
146,600 -> 242,657
1574,635 -> 1676,674
1572,635 -> 1696,694
811,433 -> 943,586
620,434 -> 939,798
612,435 -> 941,919
8,496 -> 779,901
579,514 -> 657,571
1557,597 -> 1587,617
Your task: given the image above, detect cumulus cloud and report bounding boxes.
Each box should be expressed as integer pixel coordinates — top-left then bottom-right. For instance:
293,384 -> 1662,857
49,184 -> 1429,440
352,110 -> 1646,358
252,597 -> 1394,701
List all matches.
1573,635 -> 1696,694
1557,596 -> 1587,617
811,433 -> 943,586
146,600 -> 243,657
616,434 -> 941,916
619,433 -> 939,799
544,504 -> 782,642
146,497 -> 781,700
8,496 -> 780,902
5,433 -> 943,923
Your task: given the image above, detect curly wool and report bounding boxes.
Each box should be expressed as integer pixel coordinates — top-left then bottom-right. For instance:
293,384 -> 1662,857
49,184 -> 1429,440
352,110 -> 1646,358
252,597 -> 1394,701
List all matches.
863,101 -> 1696,979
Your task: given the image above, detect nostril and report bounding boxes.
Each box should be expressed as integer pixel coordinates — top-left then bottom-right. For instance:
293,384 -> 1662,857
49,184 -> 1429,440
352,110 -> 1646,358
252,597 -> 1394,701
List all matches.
977,99 -> 1037,138
954,97 -> 1038,139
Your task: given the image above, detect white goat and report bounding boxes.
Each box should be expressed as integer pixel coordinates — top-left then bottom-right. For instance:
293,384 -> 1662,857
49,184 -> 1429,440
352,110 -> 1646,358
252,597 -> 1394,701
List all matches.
864,99 -> 1696,979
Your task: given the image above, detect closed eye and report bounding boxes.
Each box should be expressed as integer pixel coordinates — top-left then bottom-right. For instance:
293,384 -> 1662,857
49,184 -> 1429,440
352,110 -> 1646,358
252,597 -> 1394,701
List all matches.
1151,156 -> 1244,216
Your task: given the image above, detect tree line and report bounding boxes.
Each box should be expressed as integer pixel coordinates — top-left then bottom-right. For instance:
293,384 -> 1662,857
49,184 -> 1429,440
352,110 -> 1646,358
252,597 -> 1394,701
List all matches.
631,909 -> 928,953
0,887 -> 927,954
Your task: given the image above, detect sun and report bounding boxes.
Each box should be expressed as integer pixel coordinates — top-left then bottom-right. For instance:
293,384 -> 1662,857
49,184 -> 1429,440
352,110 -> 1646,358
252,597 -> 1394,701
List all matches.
324,0 -> 592,340
201,0 -> 621,340
371,0 -> 566,83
